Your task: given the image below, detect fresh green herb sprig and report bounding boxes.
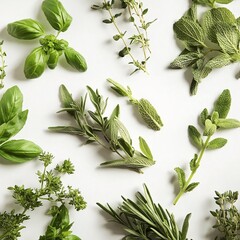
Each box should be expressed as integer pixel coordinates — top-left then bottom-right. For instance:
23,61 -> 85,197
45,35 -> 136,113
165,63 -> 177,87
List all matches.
170,3 -> 240,95
211,190 -> 240,240
0,152 -> 86,240
98,184 -> 191,240
49,84 -> 155,173
173,90 -> 240,205
92,0 -> 155,74
0,41 -> 6,89
193,0 -> 234,8
0,86 -> 42,163
108,78 -> 163,131
7,0 -> 87,79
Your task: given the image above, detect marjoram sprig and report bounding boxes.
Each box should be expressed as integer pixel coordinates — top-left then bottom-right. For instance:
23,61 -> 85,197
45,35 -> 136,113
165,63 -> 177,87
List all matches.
173,89 -> 240,205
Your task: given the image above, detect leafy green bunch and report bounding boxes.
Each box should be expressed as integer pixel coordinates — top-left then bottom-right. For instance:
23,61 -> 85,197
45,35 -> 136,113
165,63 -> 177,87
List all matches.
7,0 -> 87,79
170,3 -> 240,95
98,184 -> 191,240
0,86 -> 42,163
92,0 -> 155,74
0,41 -> 6,89
193,0 -> 234,8
0,152 -> 86,240
49,84 -> 155,173
108,78 -> 163,131
211,191 -> 240,240
173,90 -> 240,204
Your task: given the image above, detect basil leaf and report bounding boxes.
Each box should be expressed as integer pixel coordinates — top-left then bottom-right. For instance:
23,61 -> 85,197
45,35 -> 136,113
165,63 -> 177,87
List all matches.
47,49 -> 59,69
207,138 -> 227,150
0,86 -> 23,124
0,139 -> 42,163
65,235 -> 81,240
7,19 -> 45,40
42,0 -> 72,32
0,110 -> 28,144
139,137 -> 153,160
214,89 -> 231,119
64,47 -> 87,72
24,47 -> 48,79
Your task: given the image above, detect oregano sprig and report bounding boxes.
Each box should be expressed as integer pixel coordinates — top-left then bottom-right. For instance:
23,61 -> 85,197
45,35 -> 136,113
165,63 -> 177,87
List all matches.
173,89 -> 240,205
108,78 -> 163,130
49,84 -> 155,173
92,0 -> 155,74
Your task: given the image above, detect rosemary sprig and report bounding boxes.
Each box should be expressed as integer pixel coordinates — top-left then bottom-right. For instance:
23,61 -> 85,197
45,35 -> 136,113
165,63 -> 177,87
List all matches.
92,0 -> 154,74
49,84 -> 155,173
173,90 -> 240,205
97,184 -> 191,240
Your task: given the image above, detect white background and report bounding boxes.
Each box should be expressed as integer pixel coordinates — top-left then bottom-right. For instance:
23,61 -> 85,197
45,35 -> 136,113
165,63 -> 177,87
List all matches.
0,0 -> 240,239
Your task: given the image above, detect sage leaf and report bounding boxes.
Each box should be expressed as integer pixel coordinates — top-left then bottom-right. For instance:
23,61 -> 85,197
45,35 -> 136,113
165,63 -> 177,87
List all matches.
170,52 -> 201,69
175,167 -> 186,190
64,47 -> 87,72
0,139 -> 42,163
0,86 -> 23,124
173,18 -> 206,47
217,118 -> 240,128
24,47 -> 48,79
109,105 -> 120,123
138,99 -> 163,131
139,137 -> 153,160
48,126 -> 84,135
118,138 -> 134,157
7,19 -> 45,40
107,78 -> 131,97
190,79 -> 199,96
207,138 -> 227,150
214,89 -> 231,118
114,118 -> 132,145
185,182 -> 199,192
206,53 -> 232,69
188,125 -> 203,149
42,0 -> 72,32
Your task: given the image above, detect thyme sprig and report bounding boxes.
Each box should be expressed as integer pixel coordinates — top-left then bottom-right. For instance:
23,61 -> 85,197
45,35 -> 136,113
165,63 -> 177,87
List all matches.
173,90 -> 240,205
49,84 -> 155,173
92,0 -> 155,74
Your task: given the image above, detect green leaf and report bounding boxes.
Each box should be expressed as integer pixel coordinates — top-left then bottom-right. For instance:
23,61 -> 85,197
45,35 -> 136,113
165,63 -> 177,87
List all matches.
190,154 -> 198,172
191,59 -> 212,83
0,139 -> 42,163
173,18 -> 206,47
0,110 -> 28,144
47,49 -> 59,69
65,235 -> 81,240
206,53 -> 232,69
59,84 -> 74,109
138,99 -> 163,131
107,78 -> 131,97
139,137 -> 153,160
175,167 -> 186,190
217,118 -> 240,128
7,19 -> 45,40
184,4 -> 197,22
0,86 -> 23,124
42,0 -> 72,32
216,0 -> 233,4
188,125 -> 203,149
109,105 -> 120,123
202,7 -> 236,43
24,47 -> 48,79
214,89 -> 231,118
207,138 -> 227,150
181,213 -> 191,240
190,79 -> 199,96
114,118 -> 132,145
118,138 -> 134,157
64,47 -> 87,72
48,126 -> 83,135
200,108 -> 209,126
170,52 -> 201,69
203,119 -> 216,136
185,182 -> 199,192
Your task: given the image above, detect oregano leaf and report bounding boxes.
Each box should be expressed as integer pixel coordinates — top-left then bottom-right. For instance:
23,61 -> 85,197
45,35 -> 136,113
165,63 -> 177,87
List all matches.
214,89 -> 231,119
175,167 -> 186,190
185,182 -> 199,192
207,138 -> 227,150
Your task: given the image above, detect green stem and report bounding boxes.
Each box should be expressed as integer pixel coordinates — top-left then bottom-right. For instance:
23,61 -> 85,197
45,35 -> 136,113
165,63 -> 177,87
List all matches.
173,135 -> 211,205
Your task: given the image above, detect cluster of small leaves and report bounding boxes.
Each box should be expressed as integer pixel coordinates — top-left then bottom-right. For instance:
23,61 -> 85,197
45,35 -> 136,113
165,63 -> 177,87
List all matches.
49,84 -> 155,173
0,86 -> 42,163
0,41 -> 6,89
173,90 -> 240,205
98,184 -> 191,240
108,78 -> 163,131
39,204 -> 80,240
7,0 -> 87,79
92,0 -> 155,74
170,2 -> 240,95
211,191 -> 240,240
193,0 -> 234,8
0,152 -> 86,240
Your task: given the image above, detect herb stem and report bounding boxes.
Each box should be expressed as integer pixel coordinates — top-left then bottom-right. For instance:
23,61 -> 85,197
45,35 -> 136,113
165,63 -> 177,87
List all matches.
173,135 -> 211,205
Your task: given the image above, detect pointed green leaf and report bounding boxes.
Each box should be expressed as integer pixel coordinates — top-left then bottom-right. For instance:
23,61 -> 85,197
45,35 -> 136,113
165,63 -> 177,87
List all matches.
170,52 -> 201,69
185,182 -> 199,192
190,154 -> 198,172
59,84 -> 74,108
217,118 -> 240,128
181,213 -> 191,240
107,78 -> 131,97
214,89 -> 231,118
206,53 -> 232,69
118,138 -> 134,157
175,167 -> 186,190
200,108 -> 209,126
139,137 -> 153,160
207,138 -> 227,150
188,125 -> 203,149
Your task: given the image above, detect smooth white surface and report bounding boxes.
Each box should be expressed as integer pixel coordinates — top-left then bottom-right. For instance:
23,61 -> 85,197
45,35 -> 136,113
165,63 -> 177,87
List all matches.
0,0 -> 240,239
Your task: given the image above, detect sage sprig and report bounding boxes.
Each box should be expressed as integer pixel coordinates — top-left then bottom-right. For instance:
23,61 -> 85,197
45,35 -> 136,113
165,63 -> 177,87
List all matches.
173,89 -> 240,205
0,86 -> 42,163
49,84 -> 155,173
170,3 -> 240,95
92,0 -> 155,74
211,190 -> 240,240
98,184 -> 191,240
0,152 -> 86,240
7,0 -> 87,79
108,78 -> 163,130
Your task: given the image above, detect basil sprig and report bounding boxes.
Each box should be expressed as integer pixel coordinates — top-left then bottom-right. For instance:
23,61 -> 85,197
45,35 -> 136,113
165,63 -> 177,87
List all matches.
7,0 -> 87,79
0,86 -> 42,163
